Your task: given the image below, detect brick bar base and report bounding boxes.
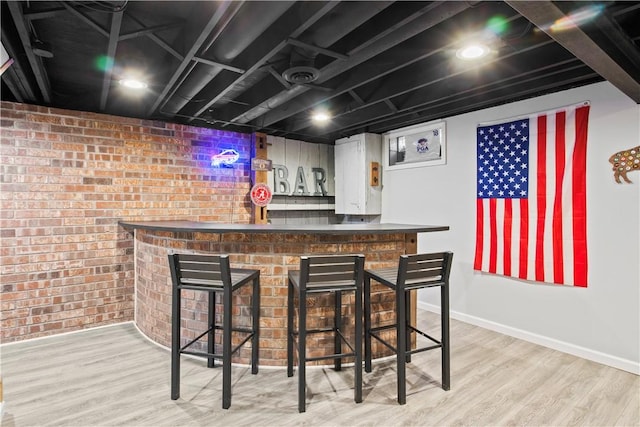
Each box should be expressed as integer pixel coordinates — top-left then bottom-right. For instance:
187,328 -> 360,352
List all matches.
132,228 -> 414,366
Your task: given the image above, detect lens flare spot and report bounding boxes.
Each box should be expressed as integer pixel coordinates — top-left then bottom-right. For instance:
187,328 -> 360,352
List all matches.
96,56 -> 114,72
487,15 -> 508,35
550,5 -> 604,32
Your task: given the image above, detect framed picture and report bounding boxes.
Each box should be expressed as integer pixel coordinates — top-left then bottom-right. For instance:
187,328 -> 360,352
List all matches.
383,121 -> 446,170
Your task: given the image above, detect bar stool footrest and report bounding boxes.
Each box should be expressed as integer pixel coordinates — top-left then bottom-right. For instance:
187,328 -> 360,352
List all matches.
291,328 -> 356,353
306,351 -> 357,362
181,327 -> 255,354
368,324 -> 442,355
181,332 -> 255,360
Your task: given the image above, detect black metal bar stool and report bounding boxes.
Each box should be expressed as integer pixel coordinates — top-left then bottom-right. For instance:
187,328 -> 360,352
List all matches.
287,254 -> 365,413
364,251 -> 453,404
168,253 -> 260,409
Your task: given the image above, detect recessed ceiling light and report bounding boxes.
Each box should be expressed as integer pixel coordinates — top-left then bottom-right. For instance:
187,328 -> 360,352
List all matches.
119,78 -> 148,89
312,112 -> 331,122
456,44 -> 490,60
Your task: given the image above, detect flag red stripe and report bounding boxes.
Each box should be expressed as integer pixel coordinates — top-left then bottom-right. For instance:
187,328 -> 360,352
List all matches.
572,105 -> 590,286
518,198 -> 529,280
489,198 -> 497,273
552,111 -> 566,284
474,198 -> 484,271
503,198 -> 512,276
535,115 -> 547,282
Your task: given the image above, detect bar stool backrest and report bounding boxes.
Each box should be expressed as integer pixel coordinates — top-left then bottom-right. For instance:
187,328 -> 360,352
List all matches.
397,252 -> 453,291
169,253 -> 232,291
299,255 -> 365,292
167,252 -> 260,409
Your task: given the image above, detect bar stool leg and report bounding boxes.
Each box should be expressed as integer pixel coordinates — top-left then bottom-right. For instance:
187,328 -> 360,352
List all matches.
171,285 -> 181,400
251,276 -> 260,375
298,288 -> 307,413
396,286 -> 407,405
441,282 -> 450,391
287,279 -> 294,378
222,288 -> 232,409
405,290 -> 412,364
334,290 -> 342,371
364,275 -> 372,373
208,291 -> 216,368
354,283 -> 363,403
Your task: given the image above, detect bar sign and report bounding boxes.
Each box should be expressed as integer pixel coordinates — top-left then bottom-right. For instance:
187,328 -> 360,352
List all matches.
251,158 -> 273,171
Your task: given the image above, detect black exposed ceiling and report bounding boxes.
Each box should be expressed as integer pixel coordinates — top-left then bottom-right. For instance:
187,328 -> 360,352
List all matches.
2,1 -> 639,144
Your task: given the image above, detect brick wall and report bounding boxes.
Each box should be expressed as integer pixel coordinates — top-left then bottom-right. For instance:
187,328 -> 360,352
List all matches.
0,101 -> 254,342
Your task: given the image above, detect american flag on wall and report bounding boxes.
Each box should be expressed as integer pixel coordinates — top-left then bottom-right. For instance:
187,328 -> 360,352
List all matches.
473,102 -> 590,287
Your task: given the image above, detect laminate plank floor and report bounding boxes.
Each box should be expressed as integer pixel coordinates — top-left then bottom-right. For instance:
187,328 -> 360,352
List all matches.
1,311 -> 638,426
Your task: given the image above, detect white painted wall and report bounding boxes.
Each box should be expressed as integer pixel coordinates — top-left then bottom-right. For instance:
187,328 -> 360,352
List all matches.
380,82 -> 640,373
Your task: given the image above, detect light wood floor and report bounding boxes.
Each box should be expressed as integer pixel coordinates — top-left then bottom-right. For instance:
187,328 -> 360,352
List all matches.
1,311 -> 638,427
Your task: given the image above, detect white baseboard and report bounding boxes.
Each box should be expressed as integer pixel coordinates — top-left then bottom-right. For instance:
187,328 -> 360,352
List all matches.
418,301 -> 640,375
0,321 -> 135,347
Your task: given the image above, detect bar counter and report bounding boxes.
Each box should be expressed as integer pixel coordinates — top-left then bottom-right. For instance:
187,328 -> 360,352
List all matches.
119,220 -> 449,366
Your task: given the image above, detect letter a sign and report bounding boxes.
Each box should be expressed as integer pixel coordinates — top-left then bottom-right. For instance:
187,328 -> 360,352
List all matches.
250,183 -> 273,207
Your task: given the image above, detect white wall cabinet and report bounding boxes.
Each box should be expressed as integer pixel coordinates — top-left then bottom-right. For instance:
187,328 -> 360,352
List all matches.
334,133 -> 382,215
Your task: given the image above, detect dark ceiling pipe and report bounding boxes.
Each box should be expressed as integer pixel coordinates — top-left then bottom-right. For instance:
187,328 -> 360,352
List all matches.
161,1 -> 294,115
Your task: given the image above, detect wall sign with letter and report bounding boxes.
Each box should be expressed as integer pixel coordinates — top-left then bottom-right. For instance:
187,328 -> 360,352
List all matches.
250,183 -> 273,206
251,158 -> 273,171
266,136 -> 335,196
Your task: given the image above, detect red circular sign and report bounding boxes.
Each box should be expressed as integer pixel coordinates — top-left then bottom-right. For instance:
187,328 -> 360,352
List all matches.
250,183 -> 273,207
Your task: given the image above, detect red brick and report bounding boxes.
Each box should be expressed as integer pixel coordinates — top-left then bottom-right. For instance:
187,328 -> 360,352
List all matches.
0,101 -> 254,343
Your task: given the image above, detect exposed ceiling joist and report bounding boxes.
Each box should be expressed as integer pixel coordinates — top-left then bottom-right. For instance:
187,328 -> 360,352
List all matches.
276,11 -> 525,132
188,1 -> 341,121
6,1 -> 51,103
147,0 -> 242,115
1,26 -> 36,101
236,1 -> 470,126
290,40 -> 559,134
128,15 -> 184,61
594,10 -> 640,71
100,11 -> 123,111
24,7 -> 65,21
268,66 -> 291,89
286,37 -> 348,60
506,0 -> 640,103
335,64 -> 596,137
3,1 -> 638,144
61,3 -> 109,38
348,90 -> 365,106
119,22 -> 182,41
193,57 -> 245,74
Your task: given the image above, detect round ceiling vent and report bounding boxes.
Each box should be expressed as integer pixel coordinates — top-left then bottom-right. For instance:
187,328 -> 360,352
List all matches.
282,66 -> 320,84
